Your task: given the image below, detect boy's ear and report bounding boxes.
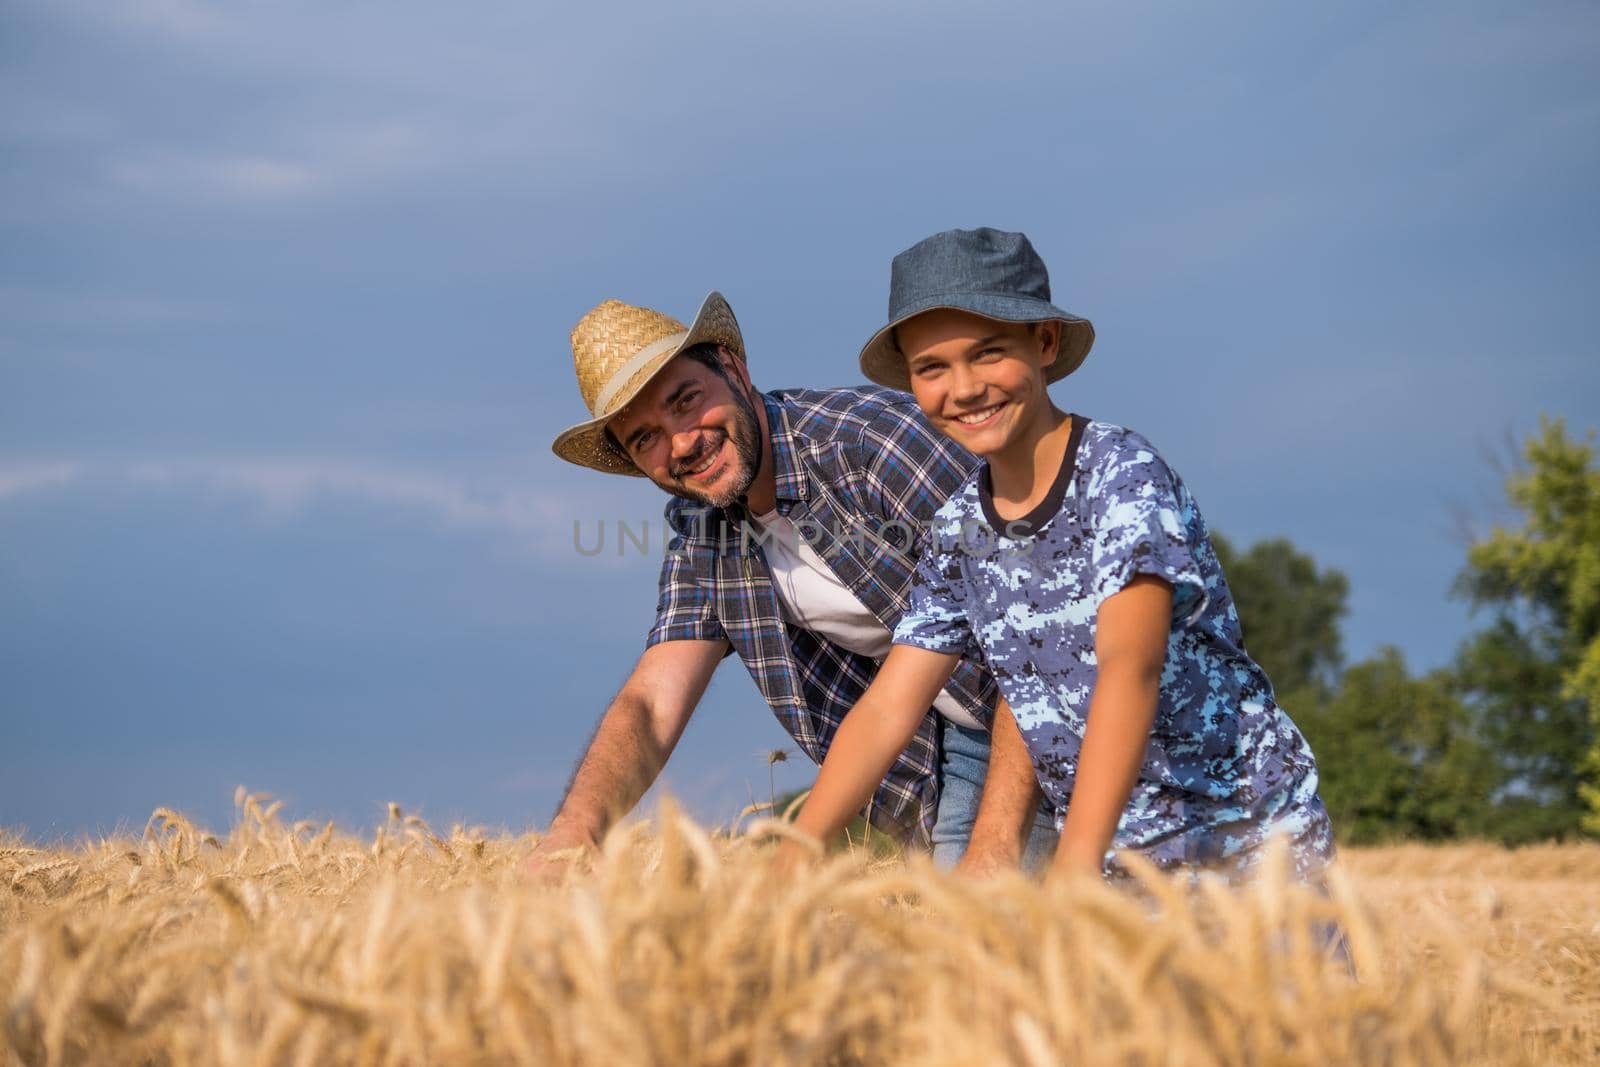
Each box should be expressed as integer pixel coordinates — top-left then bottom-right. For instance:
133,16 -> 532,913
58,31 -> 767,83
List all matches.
1035,321 -> 1062,368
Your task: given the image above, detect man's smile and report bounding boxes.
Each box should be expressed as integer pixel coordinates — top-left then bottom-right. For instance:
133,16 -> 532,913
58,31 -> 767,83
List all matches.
674,435 -> 729,483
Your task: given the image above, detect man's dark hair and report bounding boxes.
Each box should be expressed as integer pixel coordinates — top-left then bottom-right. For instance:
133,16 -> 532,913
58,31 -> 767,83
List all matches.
678,342 -> 734,380
602,343 -> 734,460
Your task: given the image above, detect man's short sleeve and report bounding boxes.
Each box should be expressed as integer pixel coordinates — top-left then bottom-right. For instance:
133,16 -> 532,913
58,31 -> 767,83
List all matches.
854,394 -> 983,532
892,521 -> 975,655
645,505 -> 727,647
1087,432 -> 1209,626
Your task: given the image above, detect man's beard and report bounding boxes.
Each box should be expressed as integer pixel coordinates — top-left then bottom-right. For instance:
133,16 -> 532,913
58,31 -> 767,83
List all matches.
659,383 -> 763,510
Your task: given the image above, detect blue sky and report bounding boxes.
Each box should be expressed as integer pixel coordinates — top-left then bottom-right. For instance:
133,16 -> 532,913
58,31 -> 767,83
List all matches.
2,0 -> 1597,839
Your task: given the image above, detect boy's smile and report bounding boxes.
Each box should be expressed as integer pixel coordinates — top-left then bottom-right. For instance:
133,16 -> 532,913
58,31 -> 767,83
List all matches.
951,402 -> 1007,428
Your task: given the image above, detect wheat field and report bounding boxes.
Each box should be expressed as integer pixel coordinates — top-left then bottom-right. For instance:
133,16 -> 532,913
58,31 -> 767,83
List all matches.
1,791 -> 1595,1066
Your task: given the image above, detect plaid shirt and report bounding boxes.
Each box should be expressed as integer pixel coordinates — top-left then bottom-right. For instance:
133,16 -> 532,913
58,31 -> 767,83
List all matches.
645,386 -> 994,846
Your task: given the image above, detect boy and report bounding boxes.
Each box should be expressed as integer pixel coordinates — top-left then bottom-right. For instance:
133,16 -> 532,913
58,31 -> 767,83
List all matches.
785,228 -> 1333,881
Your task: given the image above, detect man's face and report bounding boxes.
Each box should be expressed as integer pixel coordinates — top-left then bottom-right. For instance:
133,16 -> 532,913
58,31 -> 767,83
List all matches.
607,349 -> 764,509
898,309 -> 1060,459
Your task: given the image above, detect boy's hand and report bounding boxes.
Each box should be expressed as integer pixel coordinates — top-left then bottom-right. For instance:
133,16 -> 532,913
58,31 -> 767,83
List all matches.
1055,574 -> 1172,879
767,835 -> 821,879
788,645 -> 962,853
1046,841 -> 1107,884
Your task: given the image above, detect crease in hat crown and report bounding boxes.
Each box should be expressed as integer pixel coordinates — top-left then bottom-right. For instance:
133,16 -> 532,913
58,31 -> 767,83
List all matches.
570,299 -> 694,418
553,291 -> 746,476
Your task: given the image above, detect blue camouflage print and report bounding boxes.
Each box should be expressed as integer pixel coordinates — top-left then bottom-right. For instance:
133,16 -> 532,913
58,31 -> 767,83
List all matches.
894,419 -> 1335,880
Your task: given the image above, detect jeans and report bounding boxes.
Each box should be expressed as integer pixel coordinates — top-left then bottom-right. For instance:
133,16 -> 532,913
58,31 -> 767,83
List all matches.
931,719 -> 1060,872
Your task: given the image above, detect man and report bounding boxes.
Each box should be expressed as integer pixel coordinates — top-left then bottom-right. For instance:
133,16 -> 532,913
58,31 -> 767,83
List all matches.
524,291 -> 1057,879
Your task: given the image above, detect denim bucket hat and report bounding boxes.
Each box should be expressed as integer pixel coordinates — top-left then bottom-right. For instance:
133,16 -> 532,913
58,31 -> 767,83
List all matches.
859,228 -> 1094,392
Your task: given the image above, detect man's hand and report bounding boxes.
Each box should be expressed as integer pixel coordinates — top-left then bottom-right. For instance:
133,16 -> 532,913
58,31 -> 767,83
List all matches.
518,638 -> 727,886
954,839 -> 1021,879
519,823 -> 600,886
956,697 -> 1040,878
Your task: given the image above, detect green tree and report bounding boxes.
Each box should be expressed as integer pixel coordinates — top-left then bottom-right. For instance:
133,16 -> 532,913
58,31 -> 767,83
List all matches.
1212,533 -> 1350,706
1215,534 -> 1506,843
1455,417 -> 1600,835
1296,647 -> 1496,843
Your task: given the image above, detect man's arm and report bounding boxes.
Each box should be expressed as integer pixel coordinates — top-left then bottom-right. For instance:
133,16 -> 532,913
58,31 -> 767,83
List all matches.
956,697 -> 1044,876
522,637 -> 728,880
1050,575 -> 1172,880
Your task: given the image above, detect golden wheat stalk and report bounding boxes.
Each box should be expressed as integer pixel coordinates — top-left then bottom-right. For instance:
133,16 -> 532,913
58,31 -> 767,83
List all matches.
0,796 -> 1595,1066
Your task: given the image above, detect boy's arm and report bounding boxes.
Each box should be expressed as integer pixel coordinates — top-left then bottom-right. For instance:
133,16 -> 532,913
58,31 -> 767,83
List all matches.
1051,575 -> 1173,880
957,697 -> 1044,876
786,644 -> 962,852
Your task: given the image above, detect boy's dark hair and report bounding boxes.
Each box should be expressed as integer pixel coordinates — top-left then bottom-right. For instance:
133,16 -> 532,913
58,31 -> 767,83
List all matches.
889,319 -> 1042,356
601,343 -> 731,460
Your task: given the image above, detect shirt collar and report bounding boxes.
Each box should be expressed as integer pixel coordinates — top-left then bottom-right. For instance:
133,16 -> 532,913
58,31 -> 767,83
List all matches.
762,393 -> 809,505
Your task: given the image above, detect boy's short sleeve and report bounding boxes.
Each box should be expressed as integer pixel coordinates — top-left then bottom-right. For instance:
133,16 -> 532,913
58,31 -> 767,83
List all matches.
1087,433 -> 1209,625
892,523 -> 976,655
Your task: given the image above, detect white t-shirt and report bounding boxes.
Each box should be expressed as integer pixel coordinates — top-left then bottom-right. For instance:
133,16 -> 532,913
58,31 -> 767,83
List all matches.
750,509 -> 984,730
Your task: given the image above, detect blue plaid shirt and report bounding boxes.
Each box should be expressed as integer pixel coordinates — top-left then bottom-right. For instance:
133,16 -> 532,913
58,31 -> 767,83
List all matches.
646,387 -> 993,844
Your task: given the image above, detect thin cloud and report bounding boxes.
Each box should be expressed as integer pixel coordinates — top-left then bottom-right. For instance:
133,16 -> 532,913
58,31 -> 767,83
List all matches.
0,462 -> 83,501
109,0 -> 223,38
111,155 -> 319,202
0,458 -> 661,564
105,117 -> 442,204
0,286 -> 230,329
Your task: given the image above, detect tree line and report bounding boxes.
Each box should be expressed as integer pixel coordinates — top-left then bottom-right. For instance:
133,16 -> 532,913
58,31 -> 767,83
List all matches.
1222,416 -> 1598,844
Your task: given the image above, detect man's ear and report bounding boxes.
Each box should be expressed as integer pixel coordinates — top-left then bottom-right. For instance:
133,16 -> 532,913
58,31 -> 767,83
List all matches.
719,344 -> 752,387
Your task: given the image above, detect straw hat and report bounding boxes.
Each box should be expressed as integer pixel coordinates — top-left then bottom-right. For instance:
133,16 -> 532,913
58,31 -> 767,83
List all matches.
551,292 -> 747,475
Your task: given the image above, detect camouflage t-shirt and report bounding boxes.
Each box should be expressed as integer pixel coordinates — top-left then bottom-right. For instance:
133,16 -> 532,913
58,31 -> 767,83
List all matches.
894,416 -> 1334,880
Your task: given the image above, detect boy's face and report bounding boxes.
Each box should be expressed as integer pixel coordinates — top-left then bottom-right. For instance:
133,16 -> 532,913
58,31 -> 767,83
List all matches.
898,308 -> 1060,458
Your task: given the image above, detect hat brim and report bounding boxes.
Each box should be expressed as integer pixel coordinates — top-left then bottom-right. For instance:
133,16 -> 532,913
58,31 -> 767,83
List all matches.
859,292 -> 1094,393
552,291 -> 746,476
